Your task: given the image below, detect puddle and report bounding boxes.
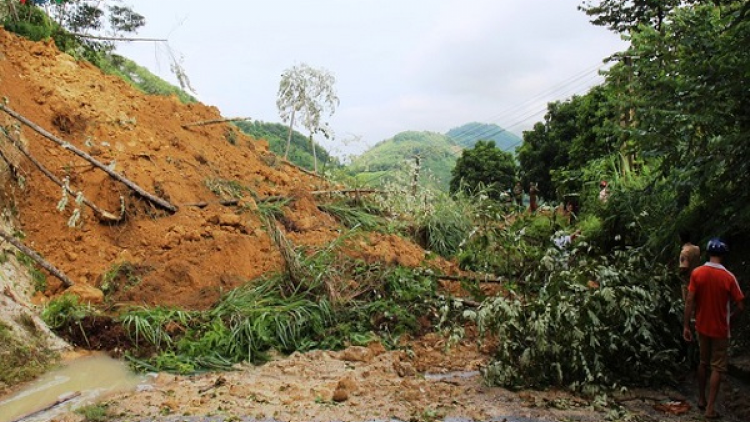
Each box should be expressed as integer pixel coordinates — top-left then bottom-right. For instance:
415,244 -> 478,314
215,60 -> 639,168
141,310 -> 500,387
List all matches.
0,352 -> 147,422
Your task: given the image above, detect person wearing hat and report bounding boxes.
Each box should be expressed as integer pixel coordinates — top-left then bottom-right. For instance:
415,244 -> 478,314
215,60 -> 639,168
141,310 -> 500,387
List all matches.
683,238 -> 744,419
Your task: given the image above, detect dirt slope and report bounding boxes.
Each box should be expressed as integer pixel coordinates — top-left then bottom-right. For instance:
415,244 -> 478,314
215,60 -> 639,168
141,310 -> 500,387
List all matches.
0,29 -> 432,310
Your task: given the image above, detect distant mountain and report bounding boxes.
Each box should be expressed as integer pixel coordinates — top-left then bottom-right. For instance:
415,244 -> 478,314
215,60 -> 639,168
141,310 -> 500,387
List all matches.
446,122 -> 521,153
346,123 -> 519,192
235,121 -> 340,172
347,131 -> 460,191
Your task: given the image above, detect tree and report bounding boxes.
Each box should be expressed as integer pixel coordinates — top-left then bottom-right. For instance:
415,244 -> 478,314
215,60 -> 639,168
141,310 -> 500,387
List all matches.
449,140 -> 516,201
277,64 -> 339,173
516,87 -> 618,200
603,2 -> 750,240
579,0 -> 683,32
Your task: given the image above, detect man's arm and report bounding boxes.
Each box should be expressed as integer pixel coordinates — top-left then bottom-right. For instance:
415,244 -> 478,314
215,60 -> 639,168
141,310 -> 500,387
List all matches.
731,299 -> 744,324
683,290 -> 696,342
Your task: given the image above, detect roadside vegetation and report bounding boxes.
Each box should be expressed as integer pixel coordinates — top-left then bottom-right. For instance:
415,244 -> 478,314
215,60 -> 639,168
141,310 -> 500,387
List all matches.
3,0 -> 748,404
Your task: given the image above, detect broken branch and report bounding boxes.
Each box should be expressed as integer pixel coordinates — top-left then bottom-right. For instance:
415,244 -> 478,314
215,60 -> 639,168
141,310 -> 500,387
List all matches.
0,103 -> 177,213
70,33 -> 167,42
1,129 -> 124,222
181,117 -> 252,128
0,229 -> 74,288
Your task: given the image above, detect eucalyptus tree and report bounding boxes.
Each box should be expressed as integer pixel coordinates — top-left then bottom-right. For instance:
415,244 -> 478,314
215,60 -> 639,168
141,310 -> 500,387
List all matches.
276,64 -> 339,173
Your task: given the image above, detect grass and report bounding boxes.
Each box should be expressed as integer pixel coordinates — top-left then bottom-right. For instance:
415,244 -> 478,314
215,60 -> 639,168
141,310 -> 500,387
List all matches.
318,200 -> 385,231
204,178 -> 251,199
255,197 -> 290,220
0,320 -> 56,391
16,252 -> 47,292
76,403 -> 111,422
99,261 -> 142,297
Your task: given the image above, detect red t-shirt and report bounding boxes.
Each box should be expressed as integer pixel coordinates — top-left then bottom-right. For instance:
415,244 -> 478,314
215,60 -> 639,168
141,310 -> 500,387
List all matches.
688,263 -> 745,338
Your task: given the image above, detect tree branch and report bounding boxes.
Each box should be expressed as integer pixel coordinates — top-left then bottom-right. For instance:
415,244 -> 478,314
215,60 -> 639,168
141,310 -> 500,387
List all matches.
0,229 -> 74,288
0,104 -> 177,213
70,33 -> 167,42
1,129 -> 124,222
181,117 -> 252,128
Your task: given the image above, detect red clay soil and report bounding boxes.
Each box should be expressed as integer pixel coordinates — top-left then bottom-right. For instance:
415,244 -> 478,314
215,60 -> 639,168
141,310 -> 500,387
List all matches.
0,29 -> 442,311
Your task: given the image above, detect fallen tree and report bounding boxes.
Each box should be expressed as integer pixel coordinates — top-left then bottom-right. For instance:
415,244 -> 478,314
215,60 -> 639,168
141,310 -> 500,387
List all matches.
0,103 -> 177,213
1,128 -> 124,222
0,229 -> 74,288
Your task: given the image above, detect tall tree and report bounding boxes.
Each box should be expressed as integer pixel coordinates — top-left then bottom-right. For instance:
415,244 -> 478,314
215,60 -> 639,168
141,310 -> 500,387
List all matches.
516,87 -> 618,200
449,140 -> 516,201
276,64 -> 339,173
604,2 -> 750,238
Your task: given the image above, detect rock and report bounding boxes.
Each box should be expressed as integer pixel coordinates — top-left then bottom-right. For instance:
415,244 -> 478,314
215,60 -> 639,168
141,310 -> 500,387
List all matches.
340,346 -> 373,363
65,251 -> 78,261
64,284 -> 104,304
217,213 -> 242,227
337,375 -> 359,395
394,360 -> 416,377
332,387 -> 349,402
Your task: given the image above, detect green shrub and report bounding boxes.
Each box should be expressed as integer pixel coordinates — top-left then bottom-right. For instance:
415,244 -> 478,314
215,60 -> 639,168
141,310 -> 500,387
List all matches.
476,245 -> 683,393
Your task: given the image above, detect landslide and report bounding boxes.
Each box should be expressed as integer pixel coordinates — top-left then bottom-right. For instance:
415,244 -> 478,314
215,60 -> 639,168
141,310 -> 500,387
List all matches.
0,29 -> 434,311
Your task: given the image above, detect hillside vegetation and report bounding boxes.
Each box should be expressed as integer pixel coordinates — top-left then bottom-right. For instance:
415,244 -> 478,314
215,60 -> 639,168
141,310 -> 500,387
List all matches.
346,131 -> 459,191
446,122 -> 521,152
234,120 -> 340,173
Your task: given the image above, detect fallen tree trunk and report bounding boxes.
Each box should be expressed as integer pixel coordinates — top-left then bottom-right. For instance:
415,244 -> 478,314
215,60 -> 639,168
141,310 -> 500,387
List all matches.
281,159 -> 326,180
1,130 -> 124,222
183,198 -> 240,208
9,391 -> 81,422
181,117 -> 252,128
0,104 -> 177,213
0,229 -> 74,288
310,189 -> 386,196
419,271 -> 509,284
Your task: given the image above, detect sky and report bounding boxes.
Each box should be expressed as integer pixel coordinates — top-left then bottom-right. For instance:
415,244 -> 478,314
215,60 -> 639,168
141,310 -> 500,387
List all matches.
116,0 -> 627,158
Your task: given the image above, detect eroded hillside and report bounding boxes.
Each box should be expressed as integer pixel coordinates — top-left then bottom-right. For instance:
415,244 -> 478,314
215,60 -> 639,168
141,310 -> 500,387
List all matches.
0,29 -> 431,311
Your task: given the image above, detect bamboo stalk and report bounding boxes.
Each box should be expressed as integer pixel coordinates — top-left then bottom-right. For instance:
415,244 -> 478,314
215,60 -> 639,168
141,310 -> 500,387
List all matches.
1,129 -> 124,222
0,229 -> 74,288
0,104 -> 177,213
181,117 -> 252,128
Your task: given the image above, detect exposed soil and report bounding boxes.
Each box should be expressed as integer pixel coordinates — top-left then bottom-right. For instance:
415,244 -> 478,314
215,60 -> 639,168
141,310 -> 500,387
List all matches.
1,29 -> 749,422
0,29 -> 451,312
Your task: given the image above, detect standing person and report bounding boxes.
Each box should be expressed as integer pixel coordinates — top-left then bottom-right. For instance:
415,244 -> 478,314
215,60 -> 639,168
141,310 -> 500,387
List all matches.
513,181 -> 524,208
683,238 -> 744,419
528,182 -> 538,213
598,180 -> 610,202
679,232 -> 702,300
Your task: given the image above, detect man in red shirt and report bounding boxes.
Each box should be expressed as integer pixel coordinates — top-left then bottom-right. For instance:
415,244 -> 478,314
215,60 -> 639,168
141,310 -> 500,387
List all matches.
683,238 -> 744,419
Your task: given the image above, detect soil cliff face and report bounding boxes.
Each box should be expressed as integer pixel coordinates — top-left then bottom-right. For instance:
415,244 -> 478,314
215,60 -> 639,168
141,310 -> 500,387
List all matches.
0,29 -> 426,310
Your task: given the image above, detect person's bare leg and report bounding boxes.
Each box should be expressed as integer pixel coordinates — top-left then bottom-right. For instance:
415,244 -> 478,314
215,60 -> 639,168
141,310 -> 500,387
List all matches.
706,369 -> 722,417
698,363 -> 708,408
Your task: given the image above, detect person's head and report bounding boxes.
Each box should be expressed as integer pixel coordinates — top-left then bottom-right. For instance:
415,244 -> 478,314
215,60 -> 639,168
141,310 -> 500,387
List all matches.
600,180 -> 608,189
679,231 -> 692,245
706,237 -> 729,259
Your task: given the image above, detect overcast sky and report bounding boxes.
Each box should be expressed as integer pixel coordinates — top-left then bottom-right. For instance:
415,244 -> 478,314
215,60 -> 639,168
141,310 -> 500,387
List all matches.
116,0 -> 626,158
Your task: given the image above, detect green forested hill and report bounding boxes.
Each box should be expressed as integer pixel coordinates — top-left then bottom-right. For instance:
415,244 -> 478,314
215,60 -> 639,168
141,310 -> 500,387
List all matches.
235,121 -> 339,172
347,131 -> 461,190
347,123 -> 519,191
446,122 -> 521,153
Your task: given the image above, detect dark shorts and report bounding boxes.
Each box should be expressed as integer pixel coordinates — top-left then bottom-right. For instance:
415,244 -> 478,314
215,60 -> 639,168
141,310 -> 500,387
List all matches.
698,333 -> 729,373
